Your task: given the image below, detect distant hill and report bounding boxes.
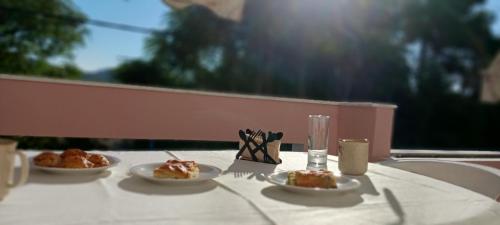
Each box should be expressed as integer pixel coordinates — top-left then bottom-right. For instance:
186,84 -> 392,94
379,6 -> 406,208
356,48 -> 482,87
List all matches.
82,68 -> 116,83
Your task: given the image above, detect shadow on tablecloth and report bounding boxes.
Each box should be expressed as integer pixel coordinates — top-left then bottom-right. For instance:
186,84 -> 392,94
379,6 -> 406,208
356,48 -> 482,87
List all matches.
117,176 -> 218,195
223,159 -> 276,182
261,186 -> 363,207
21,168 -> 111,184
383,188 -> 406,225
351,175 -> 380,196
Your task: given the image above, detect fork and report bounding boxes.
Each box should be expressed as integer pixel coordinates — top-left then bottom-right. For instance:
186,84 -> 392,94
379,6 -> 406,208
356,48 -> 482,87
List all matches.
251,129 -> 262,141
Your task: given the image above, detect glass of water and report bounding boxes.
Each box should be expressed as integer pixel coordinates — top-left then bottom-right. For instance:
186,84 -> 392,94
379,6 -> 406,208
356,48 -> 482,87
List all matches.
307,115 -> 330,170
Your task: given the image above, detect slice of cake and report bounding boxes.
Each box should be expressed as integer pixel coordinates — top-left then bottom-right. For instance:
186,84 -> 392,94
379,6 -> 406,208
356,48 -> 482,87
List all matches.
154,160 -> 199,179
287,170 -> 337,189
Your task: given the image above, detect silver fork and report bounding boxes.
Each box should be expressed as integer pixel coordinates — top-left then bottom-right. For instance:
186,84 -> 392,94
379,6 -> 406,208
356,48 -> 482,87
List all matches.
251,129 -> 262,141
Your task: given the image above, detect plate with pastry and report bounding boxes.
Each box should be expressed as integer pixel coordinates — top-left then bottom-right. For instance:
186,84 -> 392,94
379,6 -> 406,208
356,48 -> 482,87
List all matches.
130,160 -> 222,183
31,149 -> 120,174
266,170 -> 360,194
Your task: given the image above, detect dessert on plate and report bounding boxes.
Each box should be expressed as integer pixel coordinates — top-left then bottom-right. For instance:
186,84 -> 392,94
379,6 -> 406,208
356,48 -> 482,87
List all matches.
60,149 -> 87,159
287,170 -> 337,189
33,149 -> 110,169
153,159 -> 200,179
87,154 -> 110,167
59,155 -> 94,168
33,151 -> 61,167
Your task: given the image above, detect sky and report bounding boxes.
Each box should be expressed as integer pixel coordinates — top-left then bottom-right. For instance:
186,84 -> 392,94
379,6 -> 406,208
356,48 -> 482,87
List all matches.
72,0 -> 168,72
486,0 -> 500,33
71,0 -> 500,72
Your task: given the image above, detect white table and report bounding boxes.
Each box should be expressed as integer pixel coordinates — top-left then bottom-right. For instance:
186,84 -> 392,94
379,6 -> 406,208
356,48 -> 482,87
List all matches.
2,150 -> 500,225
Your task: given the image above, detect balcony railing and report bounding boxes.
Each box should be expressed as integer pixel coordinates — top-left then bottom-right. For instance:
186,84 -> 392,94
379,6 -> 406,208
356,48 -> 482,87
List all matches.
0,74 -> 397,161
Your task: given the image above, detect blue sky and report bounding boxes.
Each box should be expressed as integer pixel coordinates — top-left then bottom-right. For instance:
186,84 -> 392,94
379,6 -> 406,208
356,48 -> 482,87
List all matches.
72,0 -> 168,72
487,0 -> 500,33
72,0 -> 500,72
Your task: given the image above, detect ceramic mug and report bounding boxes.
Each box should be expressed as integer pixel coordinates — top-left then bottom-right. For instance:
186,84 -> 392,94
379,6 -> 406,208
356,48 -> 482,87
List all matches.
338,139 -> 369,176
0,139 -> 29,201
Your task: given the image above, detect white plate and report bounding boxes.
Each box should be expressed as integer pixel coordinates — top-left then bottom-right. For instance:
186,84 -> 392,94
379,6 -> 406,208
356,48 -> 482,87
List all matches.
31,155 -> 120,174
267,171 -> 361,194
130,163 -> 222,183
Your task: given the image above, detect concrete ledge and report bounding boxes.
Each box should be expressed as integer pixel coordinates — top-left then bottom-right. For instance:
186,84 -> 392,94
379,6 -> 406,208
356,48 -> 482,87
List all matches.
380,158 -> 500,201
391,149 -> 500,158
391,149 -> 500,169
0,74 -> 397,109
0,74 -> 397,161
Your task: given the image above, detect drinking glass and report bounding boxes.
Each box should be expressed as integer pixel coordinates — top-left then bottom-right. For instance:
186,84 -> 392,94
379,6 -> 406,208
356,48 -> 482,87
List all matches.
307,115 -> 330,170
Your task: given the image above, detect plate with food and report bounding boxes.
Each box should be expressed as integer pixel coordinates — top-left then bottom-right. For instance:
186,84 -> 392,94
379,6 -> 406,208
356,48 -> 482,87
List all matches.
130,159 -> 222,183
31,149 -> 120,174
267,170 -> 361,194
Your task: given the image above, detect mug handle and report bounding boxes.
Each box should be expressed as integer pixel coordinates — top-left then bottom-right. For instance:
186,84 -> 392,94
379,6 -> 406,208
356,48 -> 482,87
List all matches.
8,151 -> 29,187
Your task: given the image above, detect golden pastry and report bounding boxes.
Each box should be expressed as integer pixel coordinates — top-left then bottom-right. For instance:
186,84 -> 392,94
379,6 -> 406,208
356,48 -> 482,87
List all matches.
154,160 -> 199,179
287,170 -> 337,188
33,151 -> 61,167
87,154 -> 110,168
60,149 -> 87,159
33,149 -> 113,169
59,155 -> 94,168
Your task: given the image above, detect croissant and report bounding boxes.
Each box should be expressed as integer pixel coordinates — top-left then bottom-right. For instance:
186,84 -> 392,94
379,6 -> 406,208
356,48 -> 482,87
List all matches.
59,155 -> 94,168
33,151 -> 61,167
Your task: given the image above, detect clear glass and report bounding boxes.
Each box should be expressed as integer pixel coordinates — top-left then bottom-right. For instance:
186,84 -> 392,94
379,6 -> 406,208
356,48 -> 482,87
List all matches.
307,115 -> 330,170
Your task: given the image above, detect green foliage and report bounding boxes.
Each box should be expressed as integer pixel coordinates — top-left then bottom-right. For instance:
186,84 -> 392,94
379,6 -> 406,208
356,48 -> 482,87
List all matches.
122,1 -> 413,101
115,60 -> 166,86
0,0 -> 87,149
402,0 -> 498,96
113,0 -> 500,149
114,59 -> 193,88
0,0 -> 86,78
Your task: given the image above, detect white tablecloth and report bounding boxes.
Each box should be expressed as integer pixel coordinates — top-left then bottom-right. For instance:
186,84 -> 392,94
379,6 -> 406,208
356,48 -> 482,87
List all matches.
1,150 -> 500,225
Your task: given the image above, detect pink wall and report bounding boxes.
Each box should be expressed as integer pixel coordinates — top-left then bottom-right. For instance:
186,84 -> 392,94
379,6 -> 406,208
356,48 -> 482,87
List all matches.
336,106 -> 394,161
0,75 -> 396,161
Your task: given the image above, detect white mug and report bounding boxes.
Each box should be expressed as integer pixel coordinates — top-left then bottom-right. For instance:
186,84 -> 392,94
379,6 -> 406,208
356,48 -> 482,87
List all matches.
0,139 -> 29,201
338,139 -> 369,176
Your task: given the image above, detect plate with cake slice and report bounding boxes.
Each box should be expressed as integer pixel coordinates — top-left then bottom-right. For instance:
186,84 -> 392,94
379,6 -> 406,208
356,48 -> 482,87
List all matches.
267,170 -> 361,194
130,160 -> 222,183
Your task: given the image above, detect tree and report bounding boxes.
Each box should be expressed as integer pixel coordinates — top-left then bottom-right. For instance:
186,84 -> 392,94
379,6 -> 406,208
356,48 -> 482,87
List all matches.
114,59 -> 191,88
137,0 -> 411,101
0,0 -> 87,78
402,0 -> 499,97
0,0 -> 90,149
390,0 -> 500,149
116,0 -> 500,150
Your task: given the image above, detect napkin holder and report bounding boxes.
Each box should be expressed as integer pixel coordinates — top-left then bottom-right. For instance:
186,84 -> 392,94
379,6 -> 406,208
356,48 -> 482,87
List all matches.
236,129 -> 283,164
